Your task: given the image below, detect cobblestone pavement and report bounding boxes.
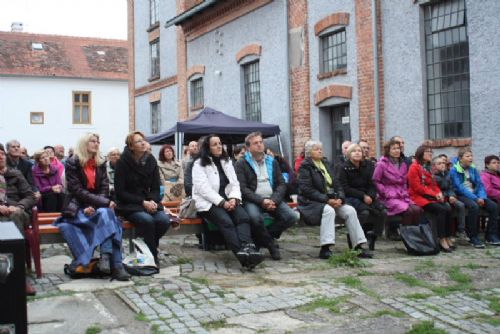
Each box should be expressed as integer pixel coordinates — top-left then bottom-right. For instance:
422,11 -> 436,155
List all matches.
30,226 -> 500,333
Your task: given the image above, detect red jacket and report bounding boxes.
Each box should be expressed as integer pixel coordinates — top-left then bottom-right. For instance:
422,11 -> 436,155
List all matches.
408,162 -> 441,207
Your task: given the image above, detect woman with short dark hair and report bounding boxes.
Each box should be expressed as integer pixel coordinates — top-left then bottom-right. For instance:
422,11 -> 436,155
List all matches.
32,149 -> 64,212
481,155 -> 500,207
192,134 -> 263,269
408,145 -> 454,252
158,144 -> 184,201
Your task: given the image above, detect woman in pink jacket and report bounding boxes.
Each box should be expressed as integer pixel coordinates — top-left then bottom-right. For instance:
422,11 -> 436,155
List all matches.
481,155 -> 500,207
373,139 -> 423,239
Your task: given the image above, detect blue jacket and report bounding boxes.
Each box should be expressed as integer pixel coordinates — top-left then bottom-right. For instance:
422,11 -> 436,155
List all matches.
449,160 -> 487,200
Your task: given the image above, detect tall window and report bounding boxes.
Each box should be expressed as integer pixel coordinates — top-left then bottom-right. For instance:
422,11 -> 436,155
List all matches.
190,78 -> 204,110
243,61 -> 261,121
72,91 -> 91,124
150,39 -> 160,78
151,102 -> 161,134
150,0 -> 159,26
424,0 -> 470,139
321,29 -> 347,73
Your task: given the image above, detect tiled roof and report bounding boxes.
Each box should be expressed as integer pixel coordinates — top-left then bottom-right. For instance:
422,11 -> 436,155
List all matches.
0,31 -> 128,80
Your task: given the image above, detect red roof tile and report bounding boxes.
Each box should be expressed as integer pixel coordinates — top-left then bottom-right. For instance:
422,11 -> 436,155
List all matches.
0,31 -> 128,80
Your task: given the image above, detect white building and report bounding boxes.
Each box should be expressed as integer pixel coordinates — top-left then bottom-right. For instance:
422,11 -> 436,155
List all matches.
0,31 -> 129,155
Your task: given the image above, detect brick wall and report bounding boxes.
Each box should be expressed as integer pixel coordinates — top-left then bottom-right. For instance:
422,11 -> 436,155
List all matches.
177,0 -> 188,120
355,0 -> 384,156
289,0 -> 311,159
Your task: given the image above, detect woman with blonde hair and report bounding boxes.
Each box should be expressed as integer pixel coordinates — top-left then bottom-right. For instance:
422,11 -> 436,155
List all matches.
55,133 -> 130,280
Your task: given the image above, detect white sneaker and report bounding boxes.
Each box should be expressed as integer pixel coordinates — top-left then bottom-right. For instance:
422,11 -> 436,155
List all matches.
456,231 -> 469,243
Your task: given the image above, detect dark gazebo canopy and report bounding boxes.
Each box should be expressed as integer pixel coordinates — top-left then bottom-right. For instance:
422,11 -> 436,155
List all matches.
147,107 -> 281,145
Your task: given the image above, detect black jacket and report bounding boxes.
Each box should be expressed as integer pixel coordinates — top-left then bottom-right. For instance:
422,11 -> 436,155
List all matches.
235,155 -> 287,206
62,156 -> 110,218
2,168 -> 36,212
297,158 -> 345,226
337,159 -> 377,200
114,148 -> 163,216
7,156 -> 37,192
434,170 -> 456,198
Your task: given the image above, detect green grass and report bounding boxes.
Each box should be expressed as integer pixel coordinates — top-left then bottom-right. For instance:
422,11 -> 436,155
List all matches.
485,295 -> 500,313
357,270 -> 374,276
476,314 -> 500,326
149,288 -> 160,295
415,259 -> 436,271
27,290 -> 76,302
203,319 -> 227,330
327,249 -> 366,268
135,312 -> 147,322
370,309 -> 406,318
299,296 -> 350,314
406,321 -> 448,334
463,262 -> 482,270
186,276 -> 209,286
85,325 -> 102,334
405,293 -> 432,300
394,273 -> 426,287
215,290 -> 225,298
340,276 -> 362,288
176,256 -> 193,264
161,290 -> 175,299
447,266 -> 472,285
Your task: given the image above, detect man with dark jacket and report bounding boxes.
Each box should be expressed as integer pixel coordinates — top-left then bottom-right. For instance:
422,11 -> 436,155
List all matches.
235,132 -> 298,260
0,146 -> 37,295
6,140 -> 40,198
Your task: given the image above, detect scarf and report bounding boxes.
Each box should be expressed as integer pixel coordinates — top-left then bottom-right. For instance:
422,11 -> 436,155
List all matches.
83,159 -> 97,191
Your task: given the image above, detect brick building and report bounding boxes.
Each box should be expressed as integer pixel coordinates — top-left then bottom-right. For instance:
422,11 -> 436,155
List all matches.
0,31 -> 129,153
129,0 -> 500,162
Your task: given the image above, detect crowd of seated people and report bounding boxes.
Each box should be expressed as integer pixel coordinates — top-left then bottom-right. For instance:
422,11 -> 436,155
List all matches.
2,131 -> 500,295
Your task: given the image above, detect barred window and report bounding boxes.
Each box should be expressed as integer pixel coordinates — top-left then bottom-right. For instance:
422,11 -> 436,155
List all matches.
190,78 -> 204,110
150,0 -> 159,26
424,0 -> 470,139
321,29 -> 347,73
150,39 -> 160,78
243,61 -> 261,121
151,101 -> 161,134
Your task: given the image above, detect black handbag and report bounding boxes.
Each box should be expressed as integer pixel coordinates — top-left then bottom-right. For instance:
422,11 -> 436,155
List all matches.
399,220 -> 440,256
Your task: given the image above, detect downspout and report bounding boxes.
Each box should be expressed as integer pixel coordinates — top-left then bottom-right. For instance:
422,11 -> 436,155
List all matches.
372,0 -> 381,157
285,0 -> 293,163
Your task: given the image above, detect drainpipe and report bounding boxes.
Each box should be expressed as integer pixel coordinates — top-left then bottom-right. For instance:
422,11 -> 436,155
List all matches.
372,0 -> 381,157
285,0 -> 293,162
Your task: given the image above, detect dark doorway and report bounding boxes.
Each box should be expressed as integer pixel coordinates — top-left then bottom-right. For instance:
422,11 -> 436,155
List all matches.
329,104 -> 351,161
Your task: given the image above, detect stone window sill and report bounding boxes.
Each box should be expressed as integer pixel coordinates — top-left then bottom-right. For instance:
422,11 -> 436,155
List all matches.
148,75 -> 160,82
147,22 -> 160,32
424,138 -> 471,148
317,68 -> 347,80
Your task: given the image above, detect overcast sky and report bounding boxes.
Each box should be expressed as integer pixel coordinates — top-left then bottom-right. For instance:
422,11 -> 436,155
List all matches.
0,0 -> 127,39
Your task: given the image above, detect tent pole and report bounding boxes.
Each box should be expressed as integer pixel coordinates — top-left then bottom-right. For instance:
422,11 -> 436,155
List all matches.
276,135 -> 284,156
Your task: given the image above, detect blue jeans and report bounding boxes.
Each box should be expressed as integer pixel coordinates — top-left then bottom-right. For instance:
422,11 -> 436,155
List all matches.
126,210 -> 171,258
458,197 -> 499,239
244,201 -> 297,243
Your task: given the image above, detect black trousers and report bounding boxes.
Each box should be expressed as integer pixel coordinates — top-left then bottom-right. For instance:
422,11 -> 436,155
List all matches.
199,205 -> 252,253
40,192 -> 64,212
423,202 -> 452,238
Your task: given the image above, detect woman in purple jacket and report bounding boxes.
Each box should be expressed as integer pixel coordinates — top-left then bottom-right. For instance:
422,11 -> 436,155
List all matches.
481,155 -> 500,207
32,149 -> 64,212
372,139 -> 423,238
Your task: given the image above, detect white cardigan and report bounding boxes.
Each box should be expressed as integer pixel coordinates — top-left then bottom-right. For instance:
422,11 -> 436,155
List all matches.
192,157 -> 242,212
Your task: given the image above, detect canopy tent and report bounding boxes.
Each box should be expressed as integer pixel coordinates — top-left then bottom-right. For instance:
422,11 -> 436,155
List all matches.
146,107 -> 282,157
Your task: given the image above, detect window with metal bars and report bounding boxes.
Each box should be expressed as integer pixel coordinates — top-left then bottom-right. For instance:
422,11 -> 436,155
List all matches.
243,61 -> 261,121
424,0 -> 470,139
150,0 -> 159,26
72,91 -> 91,124
150,40 -> 160,78
151,101 -> 161,134
190,78 -> 204,110
321,29 -> 347,73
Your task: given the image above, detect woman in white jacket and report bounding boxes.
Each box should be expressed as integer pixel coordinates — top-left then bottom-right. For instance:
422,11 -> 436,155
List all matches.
192,134 -> 263,269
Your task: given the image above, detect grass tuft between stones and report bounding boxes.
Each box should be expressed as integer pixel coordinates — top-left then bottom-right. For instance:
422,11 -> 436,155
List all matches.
370,309 -> 406,318
135,312 -> 147,322
299,296 -> 350,314
327,249 -> 366,268
203,319 -> 227,330
405,321 -> 447,334
85,325 -> 102,334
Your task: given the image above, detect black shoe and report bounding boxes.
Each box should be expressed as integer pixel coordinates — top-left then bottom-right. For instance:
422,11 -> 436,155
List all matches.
112,265 -> 131,281
439,245 -> 452,253
366,231 -> 377,251
99,253 -> 111,274
355,246 -> 373,258
240,243 -> 264,269
319,246 -> 333,259
346,234 -> 353,249
268,242 -> 281,261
